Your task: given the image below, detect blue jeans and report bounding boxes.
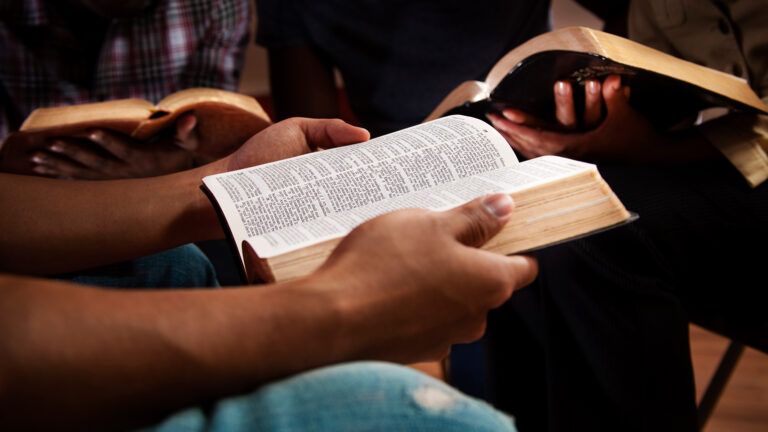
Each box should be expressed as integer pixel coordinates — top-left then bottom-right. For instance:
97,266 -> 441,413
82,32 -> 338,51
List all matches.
56,244 -> 219,289
141,362 -> 516,432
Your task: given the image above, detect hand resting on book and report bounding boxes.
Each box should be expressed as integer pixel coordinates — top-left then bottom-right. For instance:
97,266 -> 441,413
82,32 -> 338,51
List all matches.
25,113 -> 204,180
487,75 -> 718,163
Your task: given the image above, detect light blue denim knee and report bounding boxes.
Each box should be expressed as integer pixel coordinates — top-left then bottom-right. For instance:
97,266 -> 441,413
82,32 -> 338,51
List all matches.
142,362 -> 516,432
56,244 -> 219,289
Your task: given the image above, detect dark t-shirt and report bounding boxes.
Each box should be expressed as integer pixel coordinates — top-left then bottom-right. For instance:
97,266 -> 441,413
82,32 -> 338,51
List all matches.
257,0 -> 550,136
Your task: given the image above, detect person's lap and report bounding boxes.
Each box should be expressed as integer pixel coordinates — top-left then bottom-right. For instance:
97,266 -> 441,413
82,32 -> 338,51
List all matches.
140,362 -> 516,432
56,244 -> 219,289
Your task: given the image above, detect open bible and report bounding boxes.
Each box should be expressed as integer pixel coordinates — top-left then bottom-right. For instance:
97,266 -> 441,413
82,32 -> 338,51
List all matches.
1,88 -> 271,174
202,115 -> 634,283
426,27 -> 768,129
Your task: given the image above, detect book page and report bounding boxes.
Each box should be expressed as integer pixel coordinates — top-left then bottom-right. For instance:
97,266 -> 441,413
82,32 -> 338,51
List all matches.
202,115 -> 517,259
247,156 -> 595,257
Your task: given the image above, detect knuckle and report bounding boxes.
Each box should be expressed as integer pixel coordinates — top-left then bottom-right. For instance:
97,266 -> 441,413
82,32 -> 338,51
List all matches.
54,144 -> 73,157
426,346 -> 451,361
330,118 -> 347,128
464,319 -> 487,342
484,264 -> 516,308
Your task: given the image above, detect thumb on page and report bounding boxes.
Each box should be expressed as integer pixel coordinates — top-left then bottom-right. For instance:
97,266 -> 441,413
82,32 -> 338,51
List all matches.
441,194 -> 514,248
300,118 -> 370,150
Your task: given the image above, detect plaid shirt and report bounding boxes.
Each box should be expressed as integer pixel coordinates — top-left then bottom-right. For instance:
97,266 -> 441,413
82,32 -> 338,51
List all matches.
0,0 -> 251,142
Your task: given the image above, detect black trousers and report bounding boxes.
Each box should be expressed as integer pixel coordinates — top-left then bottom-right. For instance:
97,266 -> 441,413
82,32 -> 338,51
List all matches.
487,159 -> 768,432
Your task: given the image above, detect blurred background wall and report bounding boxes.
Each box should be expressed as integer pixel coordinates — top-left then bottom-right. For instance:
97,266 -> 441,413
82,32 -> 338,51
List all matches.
238,0 -> 602,97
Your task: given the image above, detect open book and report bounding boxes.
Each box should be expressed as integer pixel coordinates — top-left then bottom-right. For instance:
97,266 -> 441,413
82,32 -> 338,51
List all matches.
427,27 -> 768,129
202,115 -> 634,283
1,88 -> 271,174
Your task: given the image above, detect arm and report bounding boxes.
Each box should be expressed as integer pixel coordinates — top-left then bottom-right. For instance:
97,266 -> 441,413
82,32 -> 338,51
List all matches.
0,193 -> 537,431
0,118 -> 369,275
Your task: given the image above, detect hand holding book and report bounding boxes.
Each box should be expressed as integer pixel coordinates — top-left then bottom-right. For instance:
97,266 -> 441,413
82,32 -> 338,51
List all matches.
309,193 -> 538,363
203,115 -> 634,283
1,88 -> 273,179
427,27 -> 767,137
29,114 -> 200,179
487,75 -> 721,164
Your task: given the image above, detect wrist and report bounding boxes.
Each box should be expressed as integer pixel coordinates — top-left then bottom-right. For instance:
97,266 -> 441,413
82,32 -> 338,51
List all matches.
284,274 -> 355,360
232,277 -> 353,380
296,268 -> 393,363
162,166 -> 224,242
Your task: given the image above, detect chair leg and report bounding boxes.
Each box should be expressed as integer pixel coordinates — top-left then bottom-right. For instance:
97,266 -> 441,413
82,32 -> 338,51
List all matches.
697,341 -> 745,430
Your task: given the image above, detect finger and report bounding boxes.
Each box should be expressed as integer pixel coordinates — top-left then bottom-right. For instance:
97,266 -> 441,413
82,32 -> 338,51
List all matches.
452,314 -> 489,344
452,250 -> 539,309
486,112 -> 535,143
488,111 -> 546,129
499,109 -> 546,127
583,80 -> 603,128
30,151 -> 103,180
174,113 -> 200,151
439,194 -> 514,248
554,81 -> 577,129
298,118 -> 370,150
497,119 -> 587,158
486,115 -> 545,158
602,75 -> 631,115
84,129 -> 132,160
504,254 -> 539,291
29,152 -> 59,177
46,140 -> 110,172
31,165 -> 62,178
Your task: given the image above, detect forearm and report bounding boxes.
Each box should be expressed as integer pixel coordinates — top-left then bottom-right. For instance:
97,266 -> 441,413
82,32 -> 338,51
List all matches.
0,163 -> 223,275
0,273 -> 347,431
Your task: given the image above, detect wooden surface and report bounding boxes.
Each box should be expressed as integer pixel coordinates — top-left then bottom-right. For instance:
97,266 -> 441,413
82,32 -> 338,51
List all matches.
691,325 -> 768,432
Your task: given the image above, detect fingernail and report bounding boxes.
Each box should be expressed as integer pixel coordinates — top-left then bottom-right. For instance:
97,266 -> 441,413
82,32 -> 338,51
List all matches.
49,142 -> 63,152
482,194 -> 514,218
89,130 -> 102,141
502,110 -> 522,123
556,81 -> 568,95
31,153 -> 47,163
587,80 -> 600,94
33,165 -> 51,175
